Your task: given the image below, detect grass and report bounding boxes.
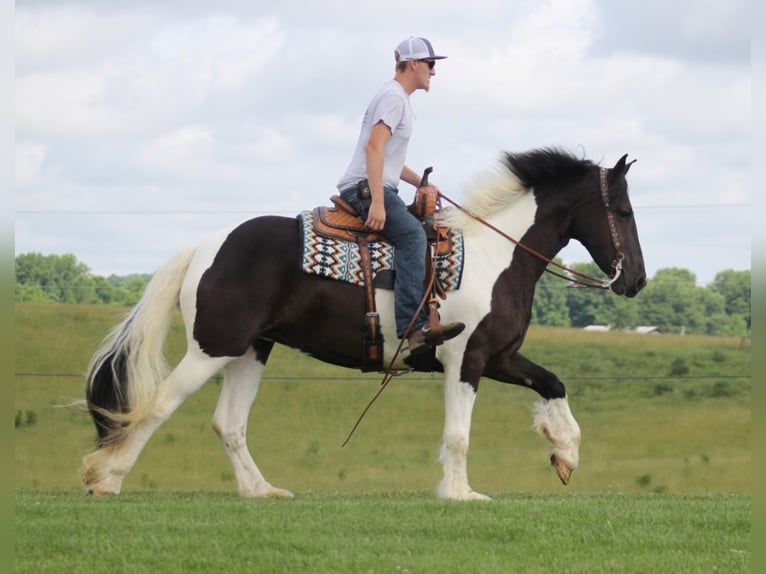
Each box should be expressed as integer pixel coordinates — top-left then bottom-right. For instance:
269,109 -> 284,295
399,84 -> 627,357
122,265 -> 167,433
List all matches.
15,490 -> 750,573
14,303 -> 752,571
14,303 -> 751,495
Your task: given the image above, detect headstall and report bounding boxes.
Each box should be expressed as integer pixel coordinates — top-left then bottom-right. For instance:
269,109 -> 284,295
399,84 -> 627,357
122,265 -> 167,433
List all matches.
438,167 -> 626,290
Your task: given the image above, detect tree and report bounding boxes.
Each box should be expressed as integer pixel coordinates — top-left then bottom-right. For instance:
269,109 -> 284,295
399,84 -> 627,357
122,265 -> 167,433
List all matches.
107,274 -> 150,305
564,262 -> 615,327
14,282 -> 56,303
636,267 -> 737,335
709,269 -> 751,331
13,250 -> 751,338
14,253 -> 150,305
638,268 -> 696,333
606,295 -> 640,330
15,253 -> 92,303
531,260 -> 571,326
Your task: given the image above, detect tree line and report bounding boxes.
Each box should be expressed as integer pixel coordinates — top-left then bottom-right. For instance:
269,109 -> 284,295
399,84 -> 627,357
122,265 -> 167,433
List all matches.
15,252 -> 751,337
15,253 -> 151,307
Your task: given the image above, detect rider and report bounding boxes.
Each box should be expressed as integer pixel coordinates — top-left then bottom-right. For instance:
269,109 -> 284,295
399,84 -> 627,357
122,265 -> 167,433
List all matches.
337,37 -> 465,357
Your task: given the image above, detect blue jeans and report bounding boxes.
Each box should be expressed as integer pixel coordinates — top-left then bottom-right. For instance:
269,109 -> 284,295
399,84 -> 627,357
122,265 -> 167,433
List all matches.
339,185 -> 429,337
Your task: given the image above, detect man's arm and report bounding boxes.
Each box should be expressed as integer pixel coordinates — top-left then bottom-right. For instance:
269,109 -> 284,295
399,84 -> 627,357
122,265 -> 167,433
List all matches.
400,165 -> 422,188
364,121 -> 391,230
402,165 -> 441,196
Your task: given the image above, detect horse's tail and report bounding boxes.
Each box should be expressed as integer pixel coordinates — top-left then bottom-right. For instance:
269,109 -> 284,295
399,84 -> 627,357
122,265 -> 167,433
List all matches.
85,245 -> 197,447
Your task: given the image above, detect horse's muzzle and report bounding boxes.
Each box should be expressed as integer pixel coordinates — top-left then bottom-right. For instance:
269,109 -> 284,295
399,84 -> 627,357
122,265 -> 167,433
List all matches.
612,274 -> 646,297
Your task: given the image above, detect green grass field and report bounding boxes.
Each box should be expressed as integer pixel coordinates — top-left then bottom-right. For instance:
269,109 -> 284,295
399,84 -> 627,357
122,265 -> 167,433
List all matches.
15,491 -> 750,573
15,303 -> 751,571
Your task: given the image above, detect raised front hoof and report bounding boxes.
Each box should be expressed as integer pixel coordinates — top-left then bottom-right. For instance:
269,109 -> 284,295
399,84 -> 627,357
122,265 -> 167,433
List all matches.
551,454 -> 575,485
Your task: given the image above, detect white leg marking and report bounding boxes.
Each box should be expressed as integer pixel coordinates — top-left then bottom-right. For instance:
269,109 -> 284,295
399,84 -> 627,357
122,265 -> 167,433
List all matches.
533,397 -> 581,484
212,349 -> 293,498
437,364 -> 490,501
84,350 -> 229,496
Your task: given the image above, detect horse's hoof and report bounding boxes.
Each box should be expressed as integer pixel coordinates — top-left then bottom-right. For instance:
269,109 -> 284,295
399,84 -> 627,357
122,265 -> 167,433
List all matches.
266,487 -> 294,498
551,454 -> 574,485
241,486 -> 294,499
87,487 -> 119,497
438,487 -> 492,501
466,490 -> 492,501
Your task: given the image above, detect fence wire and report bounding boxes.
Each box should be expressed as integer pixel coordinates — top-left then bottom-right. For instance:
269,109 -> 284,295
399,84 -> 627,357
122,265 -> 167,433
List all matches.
14,372 -> 751,382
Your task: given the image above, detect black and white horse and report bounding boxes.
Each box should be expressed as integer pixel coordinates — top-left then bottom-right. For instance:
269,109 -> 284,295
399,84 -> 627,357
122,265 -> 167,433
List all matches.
82,148 -> 646,500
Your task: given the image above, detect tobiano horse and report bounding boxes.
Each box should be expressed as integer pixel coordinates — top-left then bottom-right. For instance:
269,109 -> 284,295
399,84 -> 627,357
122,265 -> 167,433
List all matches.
82,148 -> 646,500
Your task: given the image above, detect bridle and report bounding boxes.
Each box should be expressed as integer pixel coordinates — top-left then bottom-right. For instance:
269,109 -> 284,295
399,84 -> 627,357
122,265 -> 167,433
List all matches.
598,166 -> 625,287
437,166 -> 625,290
341,166 -> 627,445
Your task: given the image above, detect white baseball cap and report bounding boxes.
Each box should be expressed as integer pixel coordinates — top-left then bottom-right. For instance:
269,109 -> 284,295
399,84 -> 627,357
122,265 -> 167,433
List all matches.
394,37 -> 447,62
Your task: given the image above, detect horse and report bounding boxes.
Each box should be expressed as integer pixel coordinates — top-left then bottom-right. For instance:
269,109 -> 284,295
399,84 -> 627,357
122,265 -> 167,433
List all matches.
82,147 -> 646,500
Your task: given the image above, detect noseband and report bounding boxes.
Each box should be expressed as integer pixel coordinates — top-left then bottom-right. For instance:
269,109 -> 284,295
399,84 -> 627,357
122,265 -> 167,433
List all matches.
438,166 -> 625,290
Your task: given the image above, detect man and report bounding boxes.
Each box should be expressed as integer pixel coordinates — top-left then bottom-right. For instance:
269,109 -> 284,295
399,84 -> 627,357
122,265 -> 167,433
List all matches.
338,37 -> 465,357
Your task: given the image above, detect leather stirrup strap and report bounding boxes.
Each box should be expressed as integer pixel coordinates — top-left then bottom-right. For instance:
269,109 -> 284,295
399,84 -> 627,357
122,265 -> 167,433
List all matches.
425,222 -> 451,344
427,298 -> 444,345
357,236 -> 382,370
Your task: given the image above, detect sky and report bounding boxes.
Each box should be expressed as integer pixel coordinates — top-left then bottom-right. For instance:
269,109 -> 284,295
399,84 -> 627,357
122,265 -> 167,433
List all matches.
14,0 -> 751,286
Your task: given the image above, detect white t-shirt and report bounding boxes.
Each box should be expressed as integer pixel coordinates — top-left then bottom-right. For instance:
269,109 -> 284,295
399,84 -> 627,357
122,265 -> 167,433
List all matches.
337,80 -> 413,190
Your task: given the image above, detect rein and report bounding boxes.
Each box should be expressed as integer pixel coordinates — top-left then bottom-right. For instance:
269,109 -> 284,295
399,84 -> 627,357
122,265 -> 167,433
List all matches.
341,166 -> 625,446
341,225 -> 449,447
437,167 -> 624,290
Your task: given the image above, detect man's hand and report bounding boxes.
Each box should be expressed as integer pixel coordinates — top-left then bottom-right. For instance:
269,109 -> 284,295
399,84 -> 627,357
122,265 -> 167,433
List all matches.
365,200 -> 386,230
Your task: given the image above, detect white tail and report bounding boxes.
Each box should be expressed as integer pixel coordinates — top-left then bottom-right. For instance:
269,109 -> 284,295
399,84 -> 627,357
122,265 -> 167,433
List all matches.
85,246 -> 197,443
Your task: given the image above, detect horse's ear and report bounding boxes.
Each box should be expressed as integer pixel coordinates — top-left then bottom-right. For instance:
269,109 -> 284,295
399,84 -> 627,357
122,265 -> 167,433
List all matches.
611,154 -> 636,179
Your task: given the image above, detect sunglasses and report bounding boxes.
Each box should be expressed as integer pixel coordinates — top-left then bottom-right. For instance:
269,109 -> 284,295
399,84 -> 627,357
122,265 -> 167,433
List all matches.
418,59 -> 436,70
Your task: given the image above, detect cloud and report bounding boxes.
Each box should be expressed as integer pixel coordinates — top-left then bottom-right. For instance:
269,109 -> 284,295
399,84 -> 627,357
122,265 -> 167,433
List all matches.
15,6 -> 150,72
593,0 -> 749,62
14,0 -> 750,285
14,142 -> 47,185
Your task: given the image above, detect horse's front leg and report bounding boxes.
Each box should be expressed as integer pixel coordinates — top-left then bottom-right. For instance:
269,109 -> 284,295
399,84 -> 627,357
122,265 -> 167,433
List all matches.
484,352 -> 581,485
437,351 -> 491,501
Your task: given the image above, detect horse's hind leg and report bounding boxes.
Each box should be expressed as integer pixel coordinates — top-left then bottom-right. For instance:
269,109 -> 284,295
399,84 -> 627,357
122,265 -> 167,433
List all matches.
83,350 -> 229,496
212,340 -> 293,498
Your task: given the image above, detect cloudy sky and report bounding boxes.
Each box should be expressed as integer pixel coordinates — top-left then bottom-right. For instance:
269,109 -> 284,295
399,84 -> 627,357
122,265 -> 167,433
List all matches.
15,0 -> 750,285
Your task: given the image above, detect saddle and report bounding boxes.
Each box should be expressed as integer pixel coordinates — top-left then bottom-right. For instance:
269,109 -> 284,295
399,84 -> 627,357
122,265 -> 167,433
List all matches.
311,189 -> 453,372
313,195 -> 453,258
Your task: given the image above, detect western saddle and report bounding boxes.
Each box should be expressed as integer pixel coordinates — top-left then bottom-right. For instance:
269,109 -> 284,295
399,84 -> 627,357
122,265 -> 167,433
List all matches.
311,168 -> 451,371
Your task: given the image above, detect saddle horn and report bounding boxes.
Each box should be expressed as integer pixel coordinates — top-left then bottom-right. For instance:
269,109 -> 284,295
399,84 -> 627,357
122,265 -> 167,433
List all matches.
420,166 -> 433,187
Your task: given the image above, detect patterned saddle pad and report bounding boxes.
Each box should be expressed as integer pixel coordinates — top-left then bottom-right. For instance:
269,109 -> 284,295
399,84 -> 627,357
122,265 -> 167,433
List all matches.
298,210 -> 464,291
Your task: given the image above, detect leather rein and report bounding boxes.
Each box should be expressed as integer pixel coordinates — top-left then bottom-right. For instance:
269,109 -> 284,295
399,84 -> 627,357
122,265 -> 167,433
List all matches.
437,166 -> 624,290
340,167 -> 625,446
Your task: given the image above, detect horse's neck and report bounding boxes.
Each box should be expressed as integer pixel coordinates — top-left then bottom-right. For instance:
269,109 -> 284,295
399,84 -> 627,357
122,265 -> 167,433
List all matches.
459,192 -> 539,303
467,192 -> 538,264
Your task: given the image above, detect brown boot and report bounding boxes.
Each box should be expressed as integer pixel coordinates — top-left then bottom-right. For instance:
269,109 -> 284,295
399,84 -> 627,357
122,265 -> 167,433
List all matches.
407,322 -> 465,356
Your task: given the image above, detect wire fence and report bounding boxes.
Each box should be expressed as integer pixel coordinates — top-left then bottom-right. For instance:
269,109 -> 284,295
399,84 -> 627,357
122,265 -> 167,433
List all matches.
14,203 -> 753,215
14,372 -> 751,382
13,278 -> 747,290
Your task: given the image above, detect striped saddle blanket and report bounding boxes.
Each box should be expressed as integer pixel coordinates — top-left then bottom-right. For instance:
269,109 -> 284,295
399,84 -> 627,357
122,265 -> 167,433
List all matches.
298,209 -> 464,292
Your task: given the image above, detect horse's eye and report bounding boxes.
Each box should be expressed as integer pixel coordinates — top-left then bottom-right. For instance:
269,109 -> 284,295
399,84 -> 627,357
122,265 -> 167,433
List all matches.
617,207 -> 633,217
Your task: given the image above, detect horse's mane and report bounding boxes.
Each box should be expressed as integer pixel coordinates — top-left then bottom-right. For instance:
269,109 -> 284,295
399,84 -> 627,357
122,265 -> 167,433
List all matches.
503,147 -> 596,189
441,148 -> 596,229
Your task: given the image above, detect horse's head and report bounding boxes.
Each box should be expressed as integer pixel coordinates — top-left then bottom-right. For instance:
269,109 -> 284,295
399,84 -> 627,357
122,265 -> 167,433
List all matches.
571,154 -> 647,297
